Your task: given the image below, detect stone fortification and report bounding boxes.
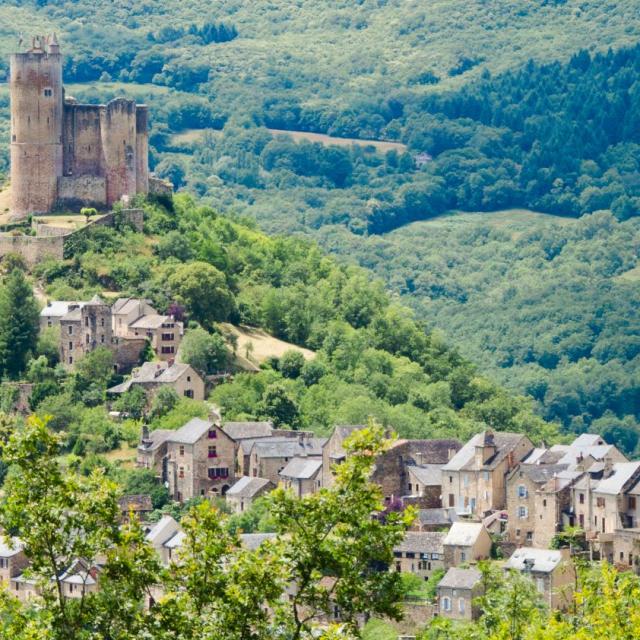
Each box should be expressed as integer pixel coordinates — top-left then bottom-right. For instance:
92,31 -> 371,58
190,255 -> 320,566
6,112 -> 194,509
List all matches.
9,34 -> 149,219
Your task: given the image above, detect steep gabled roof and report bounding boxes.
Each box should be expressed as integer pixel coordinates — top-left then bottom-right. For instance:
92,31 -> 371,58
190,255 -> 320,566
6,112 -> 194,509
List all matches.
443,522 -> 487,547
407,464 -> 442,486
394,531 -> 445,555
226,476 -> 273,498
146,515 -> 181,547
438,567 -> 482,590
223,421 -> 273,441
280,457 -> 323,480
252,437 -> 326,459
442,431 -> 529,472
594,462 -> 640,495
0,537 -> 24,558
168,417 -> 212,445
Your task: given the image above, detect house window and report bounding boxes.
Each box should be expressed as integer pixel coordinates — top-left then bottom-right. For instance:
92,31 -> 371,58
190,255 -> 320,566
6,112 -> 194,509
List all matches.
449,476 -> 453,484
208,429 -> 217,439
85,317 -> 89,327
458,598 -> 465,614
579,493 -> 585,504
68,356 -> 73,364
161,333 -> 174,341
187,376 -> 191,382
179,466 -> 184,479
12,134 -> 16,142
44,88 -> 52,97
100,318 -> 105,327
184,389 -> 194,399
47,320 -> 52,327
543,499 -> 547,507
86,334 -> 90,345
526,531 -> 533,544
448,494 -> 455,507
483,471 -> 489,481
596,497 -> 605,508
579,514 -> 584,527
208,467 -> 229,479
463,474 -> 469,487
68,341 -> 73,350
208,446 -> 217,458
460,551 -> 466,562
517,485 -> 528,498
161,346 -> 175,354
179,446 -> 185,456
100,335 -> 105,343
516,528 -> 521,538
629,497 -> 637,510
405,552 -> 415,559
68,326 -> 73,335
441,597 -> 451,612
518,506 -> 528,519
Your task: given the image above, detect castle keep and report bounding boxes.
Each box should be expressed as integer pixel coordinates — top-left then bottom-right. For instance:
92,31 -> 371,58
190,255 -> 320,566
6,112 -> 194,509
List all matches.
10,35 -> 149,218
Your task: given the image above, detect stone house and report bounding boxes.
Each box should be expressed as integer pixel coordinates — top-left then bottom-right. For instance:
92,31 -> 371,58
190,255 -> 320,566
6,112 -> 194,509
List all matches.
107,361 -> 205,402
60,294 -> 112,368
221,421 -> 274,474
504,547 -> 574,610
0,538 -> 28,586
442,522 -> 492,569
118,494 -> 153,522
248,435 -> 326,485
437,567 -> 483,621
506,461 -> 569,547
612,527 -> 640,573
226,476 -> 274,513
111,298 -> 156,337
441,431 -> 534,517
392,532 -> 446,581
58,560 -> 101,599
279,457 -> 323,497
166,417 -> 236,501
40,300 -> 83,330
128,314 -> 183,360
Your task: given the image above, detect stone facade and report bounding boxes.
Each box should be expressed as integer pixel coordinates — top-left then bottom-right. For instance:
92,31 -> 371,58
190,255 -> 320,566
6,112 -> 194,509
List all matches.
393,532 -> 446,581
9,35 -> 149,219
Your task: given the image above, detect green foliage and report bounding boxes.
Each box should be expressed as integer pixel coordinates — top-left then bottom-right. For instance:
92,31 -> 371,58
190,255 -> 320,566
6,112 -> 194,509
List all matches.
114,385 -> 148,420
0,268 -> 39,379
180,326 -> 229,374
150,385 -> 180,420
279,349 -> 305,379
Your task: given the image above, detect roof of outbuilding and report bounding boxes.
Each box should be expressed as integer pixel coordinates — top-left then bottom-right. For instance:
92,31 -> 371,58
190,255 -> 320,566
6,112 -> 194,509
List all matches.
40,301 -> 83,317
280,457 -> 323,480
443,522 -> 487,547
438,567 -> 482,590
146,515 -> 181,547
504,547 -> 564,573
108,362 -> 200,394
138,429 -> 173,452
168,417 -> 213,445
416,508 -> 460,527
130,314 -> 171,330
394,531 -> 445,554
226,476 -> 273,498
222,421 -> 273,441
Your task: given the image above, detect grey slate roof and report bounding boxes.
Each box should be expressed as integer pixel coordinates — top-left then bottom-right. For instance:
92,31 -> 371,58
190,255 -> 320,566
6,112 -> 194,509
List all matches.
417,508 -> 460,527
438,567 -> 482,590
280,457 -> 323,480
517,463 -> 570,485
391,438 -> 462,465
443,522 -> 486,547
442,431 -> 528,472
138,429 -> 173,452
226,476 -> 273,498
223,421 -> 273,441
572,434 -> 606,447
394,531 -> 445,554
168,417 -> 212,445
40,301 -> 83,318
239,436 -> 292,455
146,515 -> 181,547
505,547 -> 564,574
594,462 -> 640,495
108,362 -> 199,394
252,437 -> 326,459
407,464 -> 442,486
130,314 -> 170,330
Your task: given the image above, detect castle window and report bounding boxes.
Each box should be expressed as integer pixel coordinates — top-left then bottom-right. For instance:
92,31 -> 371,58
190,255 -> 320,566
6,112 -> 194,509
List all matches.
69,357 -> 73,364
101,318 -> 105,327
68,342 -> 72,350
44,88 -> 52,97
68,326 -> 73,335
100,335 -> 104,344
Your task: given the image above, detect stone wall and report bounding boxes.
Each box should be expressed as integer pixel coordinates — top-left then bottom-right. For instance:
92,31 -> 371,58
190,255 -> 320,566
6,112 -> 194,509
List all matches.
149,176 -> 173,196
0,233 -> 65,265
57,175 -> 106,208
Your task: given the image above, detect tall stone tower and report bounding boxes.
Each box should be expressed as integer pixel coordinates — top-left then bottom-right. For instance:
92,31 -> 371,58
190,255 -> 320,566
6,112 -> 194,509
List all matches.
10,34 -> 63,218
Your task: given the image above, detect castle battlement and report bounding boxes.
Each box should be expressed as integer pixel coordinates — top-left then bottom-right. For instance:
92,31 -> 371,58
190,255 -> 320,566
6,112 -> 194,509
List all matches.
9,34 -> 149,219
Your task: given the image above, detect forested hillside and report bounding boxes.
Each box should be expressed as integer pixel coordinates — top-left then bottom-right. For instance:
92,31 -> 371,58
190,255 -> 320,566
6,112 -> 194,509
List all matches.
0,1 -> 639,451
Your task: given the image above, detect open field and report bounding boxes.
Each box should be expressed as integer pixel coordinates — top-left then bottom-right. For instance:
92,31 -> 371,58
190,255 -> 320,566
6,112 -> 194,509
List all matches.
220,323 -> 315,371
103,442 -> 137,467
169,127 -> 406,153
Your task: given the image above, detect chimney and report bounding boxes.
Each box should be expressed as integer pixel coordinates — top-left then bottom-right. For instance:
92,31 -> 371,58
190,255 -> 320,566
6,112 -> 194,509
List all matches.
475,431 -> 497,468
603,457 -> 614,478
448,447 -> 457,461
141,425 -> 151,447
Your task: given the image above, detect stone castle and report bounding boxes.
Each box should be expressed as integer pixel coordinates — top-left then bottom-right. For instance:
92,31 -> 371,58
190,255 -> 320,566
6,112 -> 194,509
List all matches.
9,34 -> 149,219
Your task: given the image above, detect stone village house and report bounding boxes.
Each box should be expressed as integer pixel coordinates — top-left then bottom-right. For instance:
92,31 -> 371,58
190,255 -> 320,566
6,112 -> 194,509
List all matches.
393,531 -> 446,581
437,567 -> 483,621
442,522 -> 492,568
